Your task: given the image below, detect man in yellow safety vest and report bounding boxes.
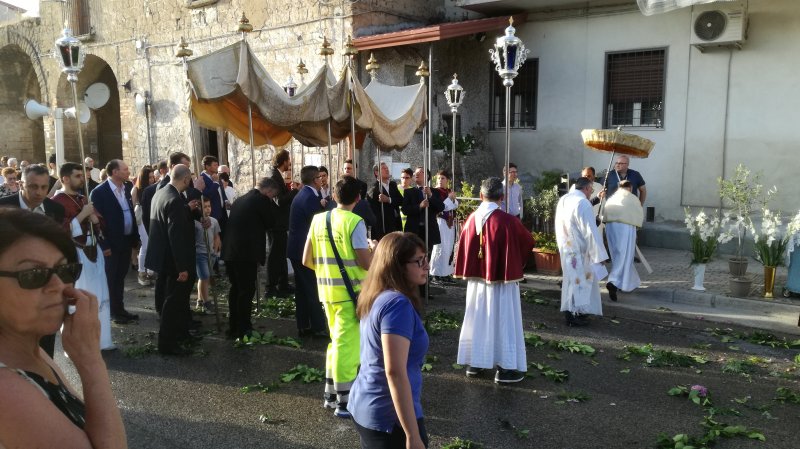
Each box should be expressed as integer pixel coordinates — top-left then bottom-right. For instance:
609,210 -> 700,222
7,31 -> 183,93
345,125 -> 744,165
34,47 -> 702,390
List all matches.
303,176 -> 375,418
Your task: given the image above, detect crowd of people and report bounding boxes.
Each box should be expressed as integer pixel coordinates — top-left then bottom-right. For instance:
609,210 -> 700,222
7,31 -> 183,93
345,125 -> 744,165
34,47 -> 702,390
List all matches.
0,149 -> 645,448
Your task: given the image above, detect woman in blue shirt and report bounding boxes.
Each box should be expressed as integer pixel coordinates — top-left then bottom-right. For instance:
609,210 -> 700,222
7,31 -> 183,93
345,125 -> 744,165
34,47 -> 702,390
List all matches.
349,232 -> 430,449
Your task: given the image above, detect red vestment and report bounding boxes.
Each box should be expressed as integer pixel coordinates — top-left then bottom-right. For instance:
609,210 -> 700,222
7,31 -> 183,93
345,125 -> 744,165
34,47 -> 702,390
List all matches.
454,207 -> 534,283
51,192 -> 104,246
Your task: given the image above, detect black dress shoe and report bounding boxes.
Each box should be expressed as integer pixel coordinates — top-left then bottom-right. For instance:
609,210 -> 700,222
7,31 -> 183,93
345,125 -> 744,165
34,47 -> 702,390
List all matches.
606,282 -> 618,302
158,344 -> 192,356
111,315 -> 133,325
311,330 -> 330,340
120,310 -> 139,320
564,312 -> 588,327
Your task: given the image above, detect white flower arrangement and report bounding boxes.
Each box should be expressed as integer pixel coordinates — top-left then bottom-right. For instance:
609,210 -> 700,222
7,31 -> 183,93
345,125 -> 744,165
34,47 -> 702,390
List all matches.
749,208 -> 789,267
685,208 -> 733,264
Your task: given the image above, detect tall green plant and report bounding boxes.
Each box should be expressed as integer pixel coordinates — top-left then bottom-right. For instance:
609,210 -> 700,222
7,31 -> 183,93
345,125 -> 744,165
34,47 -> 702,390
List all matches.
529,185 -> 559,234
717,164 -> 775,257
455,180 -> 480,222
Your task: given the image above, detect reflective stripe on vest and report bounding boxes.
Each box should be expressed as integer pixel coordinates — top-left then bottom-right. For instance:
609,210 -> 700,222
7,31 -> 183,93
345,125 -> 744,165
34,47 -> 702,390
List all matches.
309,209 -> 368,303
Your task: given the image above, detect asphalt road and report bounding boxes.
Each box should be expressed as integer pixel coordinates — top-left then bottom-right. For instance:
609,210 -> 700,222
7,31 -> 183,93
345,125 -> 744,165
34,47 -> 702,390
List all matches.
55,274 -> 800,449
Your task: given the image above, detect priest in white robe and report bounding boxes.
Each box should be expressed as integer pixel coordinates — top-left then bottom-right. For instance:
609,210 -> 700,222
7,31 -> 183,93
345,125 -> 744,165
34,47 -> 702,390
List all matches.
430,171 -> 459,282
454,177 -> 535,383
604,180 -> 643,300
556,177 -> 608,326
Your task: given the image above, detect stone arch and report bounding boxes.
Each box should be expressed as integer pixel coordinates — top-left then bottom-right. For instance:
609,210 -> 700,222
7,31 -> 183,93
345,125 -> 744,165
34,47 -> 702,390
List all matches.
0,44 -> 46,162
56,54 -> 122,166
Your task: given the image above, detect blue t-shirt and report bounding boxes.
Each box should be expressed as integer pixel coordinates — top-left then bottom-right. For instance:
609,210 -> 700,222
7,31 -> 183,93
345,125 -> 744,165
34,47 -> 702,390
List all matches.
348,290 -> 429,433
604,168 -> 645,197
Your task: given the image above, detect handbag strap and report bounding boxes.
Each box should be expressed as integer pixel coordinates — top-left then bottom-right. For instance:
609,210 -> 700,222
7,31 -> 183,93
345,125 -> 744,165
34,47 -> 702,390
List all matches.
326,211 -> 358,303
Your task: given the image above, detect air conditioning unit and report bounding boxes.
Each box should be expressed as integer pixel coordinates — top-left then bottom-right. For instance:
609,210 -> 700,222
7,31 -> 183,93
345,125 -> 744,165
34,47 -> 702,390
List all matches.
690,1 -> 748,51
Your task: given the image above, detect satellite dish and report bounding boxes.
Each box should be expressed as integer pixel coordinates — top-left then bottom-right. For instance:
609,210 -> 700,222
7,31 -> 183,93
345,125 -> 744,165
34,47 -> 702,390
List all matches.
134,92 -> 149,115
84,82 -> 110,109
64,101 -> 91,124
24,99 -> 51,120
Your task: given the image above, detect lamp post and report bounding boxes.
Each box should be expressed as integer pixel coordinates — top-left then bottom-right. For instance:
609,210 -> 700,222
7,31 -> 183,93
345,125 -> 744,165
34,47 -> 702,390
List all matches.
489,17 -> 529,212
55,27 -> 92,196
444,73 -> 464,190
56,25 -> 97,253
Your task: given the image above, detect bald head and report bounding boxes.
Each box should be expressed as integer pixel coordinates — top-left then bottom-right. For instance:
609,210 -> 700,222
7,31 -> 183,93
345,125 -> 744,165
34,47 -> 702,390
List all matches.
170,164 -> 192,192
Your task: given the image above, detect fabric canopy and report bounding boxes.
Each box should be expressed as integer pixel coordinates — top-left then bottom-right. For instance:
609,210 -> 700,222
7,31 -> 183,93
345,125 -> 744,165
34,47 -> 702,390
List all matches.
187,40 -> 427,150
636,0 -> 736,16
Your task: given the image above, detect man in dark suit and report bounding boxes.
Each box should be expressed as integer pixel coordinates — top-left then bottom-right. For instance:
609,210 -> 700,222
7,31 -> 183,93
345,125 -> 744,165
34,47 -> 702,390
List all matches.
146,165 -> 197,355
342,159 -> 367,200
0,163 -> 66,357
222,177 -> 280,339
287,166 -> 328,338
403,166 -> 444,298
368,162 -> 403,241
141,152 -> 203,317
267,149 -> 297,296
90,159 -> 140,324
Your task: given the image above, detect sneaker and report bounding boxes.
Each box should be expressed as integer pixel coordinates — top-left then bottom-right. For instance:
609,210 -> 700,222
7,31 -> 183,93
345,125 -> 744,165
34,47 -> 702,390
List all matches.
333,406 -> 351,419
465,366 -> 484,377
203,301 -> 216,314
606,282 -> 618,302
137,272 -> 152,286
323,399 -> 337,410
494,368 -> 525,384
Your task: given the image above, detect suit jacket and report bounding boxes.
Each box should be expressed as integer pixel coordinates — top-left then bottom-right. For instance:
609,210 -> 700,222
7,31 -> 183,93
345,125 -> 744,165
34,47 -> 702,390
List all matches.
401,186 -> 444,247
269,167 -> 297,231
368,179 -> 403,240
200,171 -> 228,230
89,181 -> 139,252
140,182 -> 158,234
222,189 -> 276,264
145,184 -> 195,274
0,193 -> 65,224
287,186 -> 325,261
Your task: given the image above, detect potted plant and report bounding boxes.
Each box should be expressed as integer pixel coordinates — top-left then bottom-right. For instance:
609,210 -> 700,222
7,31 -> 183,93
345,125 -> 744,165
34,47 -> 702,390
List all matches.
750,208 -> 790,298
684,208 -> 733,291
717,164 -> 774,275
531,231 -> 561,275
455,180 -> 480,225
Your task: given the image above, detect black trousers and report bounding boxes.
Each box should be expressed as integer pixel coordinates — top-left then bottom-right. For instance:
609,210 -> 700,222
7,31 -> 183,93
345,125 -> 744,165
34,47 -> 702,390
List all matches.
154,271 -> 166,316
104,245 -> 133,316
158,270 -> 195,349
267,230 -> 289,290
226,260 -> 257,338
289,259 -> 326,333
353,418 -> 428,449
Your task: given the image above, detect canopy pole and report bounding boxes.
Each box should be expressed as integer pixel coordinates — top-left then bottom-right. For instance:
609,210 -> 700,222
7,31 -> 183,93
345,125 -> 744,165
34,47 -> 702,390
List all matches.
598,150 -> 616,221
503,84 -> 510,213
377,145 -> 385,236
424,44 -> 433,305
349,66 -> 357,161
248,103 -> 256,188
327,120 -> 333,177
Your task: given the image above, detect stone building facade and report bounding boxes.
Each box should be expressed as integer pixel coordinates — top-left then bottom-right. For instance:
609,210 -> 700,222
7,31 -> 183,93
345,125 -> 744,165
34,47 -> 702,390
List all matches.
0,0 -> 500,192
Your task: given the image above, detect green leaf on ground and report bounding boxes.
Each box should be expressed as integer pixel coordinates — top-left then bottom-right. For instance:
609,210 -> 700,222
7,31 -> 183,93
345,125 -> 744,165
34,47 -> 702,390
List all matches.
442,437 -> 484,449
280,364 -> 324,383
241,382 -> 280,394
529,362 -> 569,383
774,387 -> 800,404
424,309 -> 461,334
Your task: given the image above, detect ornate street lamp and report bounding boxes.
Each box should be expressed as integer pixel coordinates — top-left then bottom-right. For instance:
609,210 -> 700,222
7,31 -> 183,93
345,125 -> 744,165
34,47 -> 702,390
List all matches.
283,76 -> 297,97
55,26 -> 88,192
444,73 -> 464,190
55,25 -> 96,252
489,17 -> 529,212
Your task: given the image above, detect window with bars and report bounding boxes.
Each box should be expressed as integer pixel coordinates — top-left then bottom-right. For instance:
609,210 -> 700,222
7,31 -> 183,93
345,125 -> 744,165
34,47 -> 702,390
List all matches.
66,0 -> 91,36
604,48 -> 666,129
488,58 -> 538,130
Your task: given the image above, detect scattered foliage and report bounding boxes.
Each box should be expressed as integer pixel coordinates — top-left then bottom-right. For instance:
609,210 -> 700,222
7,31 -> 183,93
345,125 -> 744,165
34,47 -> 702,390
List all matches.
234,331 -> 302,350
498,418 -> 529,440
441,437 -> 484,449
280,364 -> 324,383
241,382 -> 281,394
774,387 -> 800,404
255,296 -> 296,319
618,344 -> 707,367
529,362 -> 569,383
556,390 -> 590,403
425,309 -> 462,335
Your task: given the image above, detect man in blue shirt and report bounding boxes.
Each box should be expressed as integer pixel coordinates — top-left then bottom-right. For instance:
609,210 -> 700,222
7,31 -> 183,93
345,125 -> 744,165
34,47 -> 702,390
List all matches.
601,155 -> 647,205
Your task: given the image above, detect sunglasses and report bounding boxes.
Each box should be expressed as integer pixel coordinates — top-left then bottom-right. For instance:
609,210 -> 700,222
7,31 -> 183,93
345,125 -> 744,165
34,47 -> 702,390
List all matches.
0,263 -> 83,289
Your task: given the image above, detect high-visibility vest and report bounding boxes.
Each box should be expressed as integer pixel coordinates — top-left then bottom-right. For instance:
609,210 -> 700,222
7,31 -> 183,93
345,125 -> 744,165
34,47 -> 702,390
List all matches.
309,208 -> 368,303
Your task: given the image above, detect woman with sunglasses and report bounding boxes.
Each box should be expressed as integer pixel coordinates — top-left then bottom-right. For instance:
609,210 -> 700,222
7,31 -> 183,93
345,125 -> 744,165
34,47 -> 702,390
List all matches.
349,232 -> 430,449
0,209 -> 127,448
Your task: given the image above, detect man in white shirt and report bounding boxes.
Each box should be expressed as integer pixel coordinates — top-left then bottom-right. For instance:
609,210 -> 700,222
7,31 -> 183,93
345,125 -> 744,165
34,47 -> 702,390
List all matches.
501,163 -> 523,219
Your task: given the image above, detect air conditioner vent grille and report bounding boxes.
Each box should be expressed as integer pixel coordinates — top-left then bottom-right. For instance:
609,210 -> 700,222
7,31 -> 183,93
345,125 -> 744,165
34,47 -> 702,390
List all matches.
694,10 -> 727,42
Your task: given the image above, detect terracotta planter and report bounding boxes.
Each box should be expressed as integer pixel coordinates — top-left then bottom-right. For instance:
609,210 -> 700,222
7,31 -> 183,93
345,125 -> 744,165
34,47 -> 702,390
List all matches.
728,256 -> 748,276
532,249 -> 561,276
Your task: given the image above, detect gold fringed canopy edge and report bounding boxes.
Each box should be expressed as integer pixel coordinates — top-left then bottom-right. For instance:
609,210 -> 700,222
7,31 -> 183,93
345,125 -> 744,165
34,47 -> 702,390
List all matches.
580,129 -> 655,159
